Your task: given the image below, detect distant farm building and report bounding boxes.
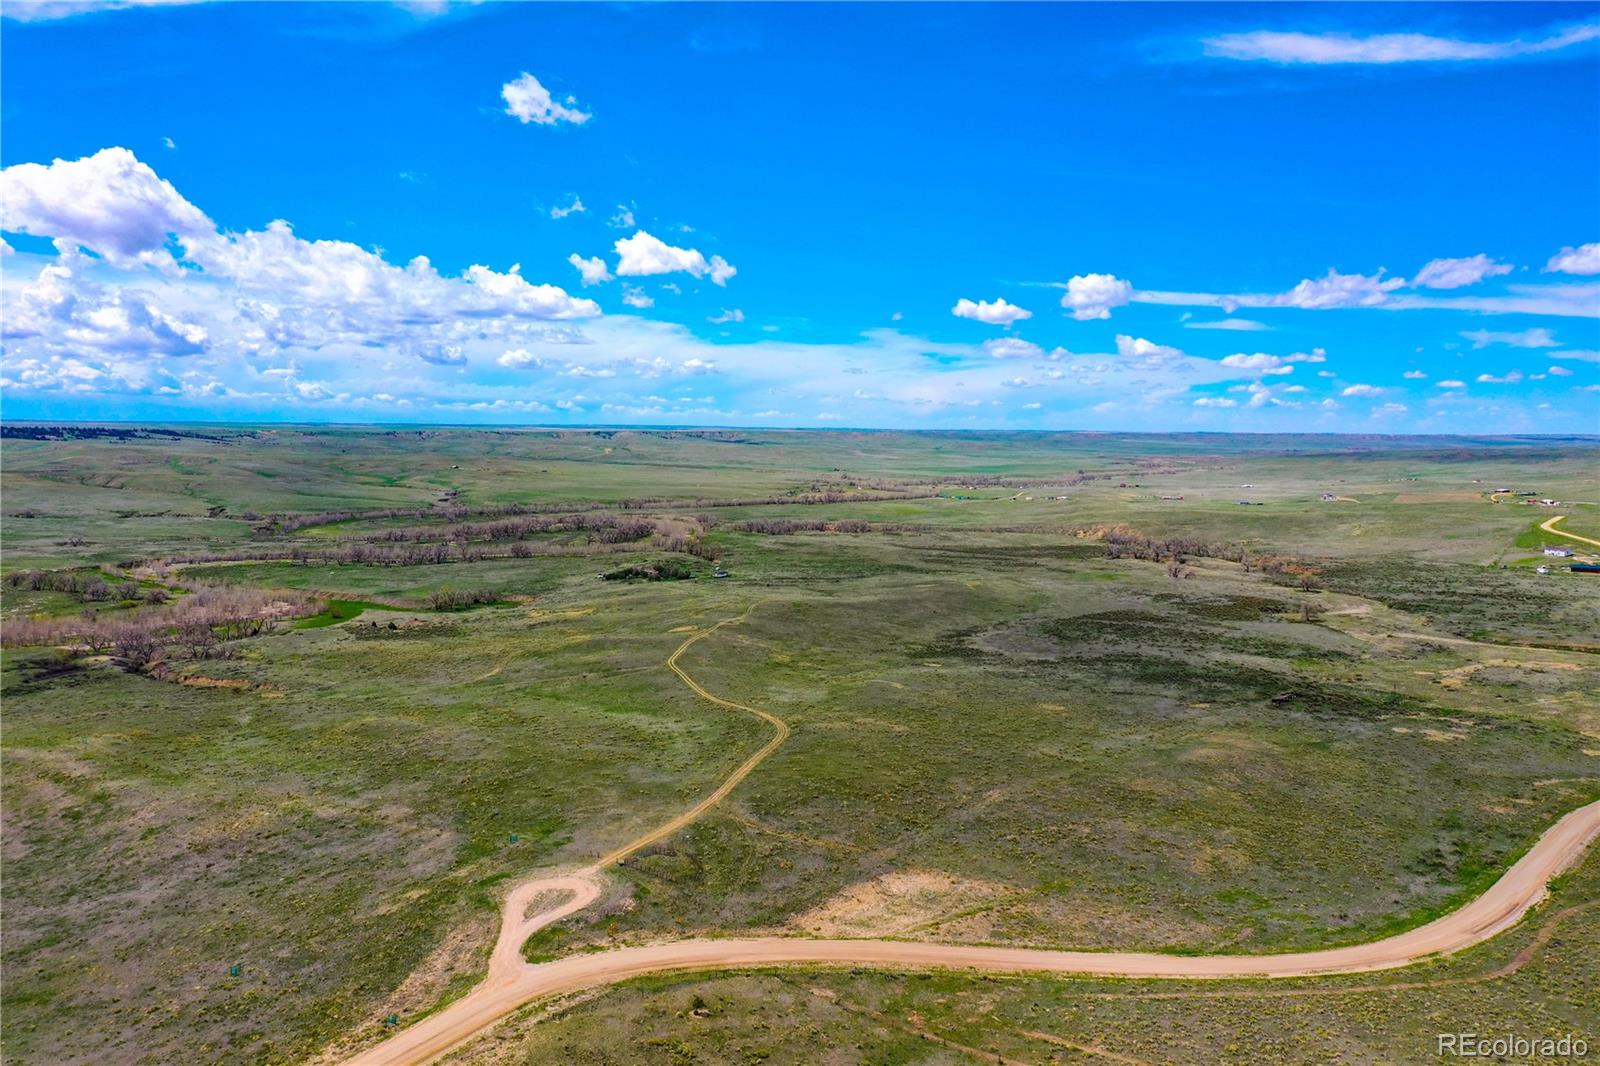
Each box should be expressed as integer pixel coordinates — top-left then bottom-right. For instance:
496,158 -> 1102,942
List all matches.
1571,564 -> 1600,575
1544,547 -> 1575,558
1320,493 -> 1337,502
1536,565 -> 1551,575
1159,494 -> 1184,501
1538,499 -> 1561,507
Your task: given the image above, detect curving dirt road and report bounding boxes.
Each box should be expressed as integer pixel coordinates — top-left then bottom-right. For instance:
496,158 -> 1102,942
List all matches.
341,611 -> 1600,1066
1541,514 -> 1600,550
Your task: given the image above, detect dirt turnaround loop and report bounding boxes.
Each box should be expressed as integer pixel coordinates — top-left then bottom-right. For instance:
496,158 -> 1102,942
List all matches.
341,609 -> 1600,1066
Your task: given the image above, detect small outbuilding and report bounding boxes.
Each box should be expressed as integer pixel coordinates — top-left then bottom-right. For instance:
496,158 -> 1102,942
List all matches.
1545,547 -> 1575,558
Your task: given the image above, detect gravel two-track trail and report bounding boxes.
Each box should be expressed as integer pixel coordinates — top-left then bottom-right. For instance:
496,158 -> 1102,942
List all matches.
341,610 -> 1600,1066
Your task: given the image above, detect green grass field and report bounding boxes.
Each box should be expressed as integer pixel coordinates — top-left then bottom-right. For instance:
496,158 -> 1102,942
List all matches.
3,427 -> 1598,1065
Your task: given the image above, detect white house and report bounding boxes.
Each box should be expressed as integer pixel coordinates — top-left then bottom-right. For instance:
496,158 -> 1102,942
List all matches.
1544,547 -> 1575,558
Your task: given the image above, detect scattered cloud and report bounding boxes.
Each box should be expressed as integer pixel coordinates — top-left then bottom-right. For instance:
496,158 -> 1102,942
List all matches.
614,229 -> 736,286
550,195 -> 585,219
952,296 -> 1032,326
1219,352 -> 1292,374
1409,254 -> 1512,289
1475,370 -> 1526,384
1115,335 -> 1182,360
1437,379 -> 1466,388
501,72 -> 591,126
1548,364 -> 1574,377
1546,242 -> 1600,275
1266,269 -> 1404,309
1192,395 -> 1237,408
621,285 -> 654,309
1201,22 -> 1600,65
708,308 -> 744,324
1184,317 -> 1270,331
1341,383 -> 1383,396
1402,369 -> 1428,379
1133,273 -> 1594,318
1462,327 -> 1558,348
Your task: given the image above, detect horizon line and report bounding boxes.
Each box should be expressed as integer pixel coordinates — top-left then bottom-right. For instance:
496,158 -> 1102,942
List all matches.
3,419 -> 1599,442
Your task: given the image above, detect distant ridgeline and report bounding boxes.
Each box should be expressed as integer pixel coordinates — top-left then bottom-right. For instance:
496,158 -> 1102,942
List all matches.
0,425 -> 246,442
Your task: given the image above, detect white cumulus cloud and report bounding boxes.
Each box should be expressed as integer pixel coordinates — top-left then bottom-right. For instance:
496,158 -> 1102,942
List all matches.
1219,352 -> 1292,374
497,348 -> 545,370
1061,274 -> 1133,320
567,253 -> 613,286
0,146 -> 213,269
501,72 -> 591,126
952,296 -> 1032,326
614,229 -> 735,286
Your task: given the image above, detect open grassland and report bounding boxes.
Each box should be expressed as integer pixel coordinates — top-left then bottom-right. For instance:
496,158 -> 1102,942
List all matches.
451,851 -> 1600,1066
2,426 -> 1598,1064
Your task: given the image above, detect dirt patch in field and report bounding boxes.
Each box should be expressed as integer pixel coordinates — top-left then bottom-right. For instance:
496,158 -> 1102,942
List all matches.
788,869 -> 1016,938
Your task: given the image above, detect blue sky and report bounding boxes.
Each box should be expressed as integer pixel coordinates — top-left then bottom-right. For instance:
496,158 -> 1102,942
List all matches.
1,1 -> 1597,431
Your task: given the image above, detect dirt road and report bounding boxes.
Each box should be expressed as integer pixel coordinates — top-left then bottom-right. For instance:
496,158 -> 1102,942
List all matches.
1541,514 -> 1600,550
340,612 -> 1600,1066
